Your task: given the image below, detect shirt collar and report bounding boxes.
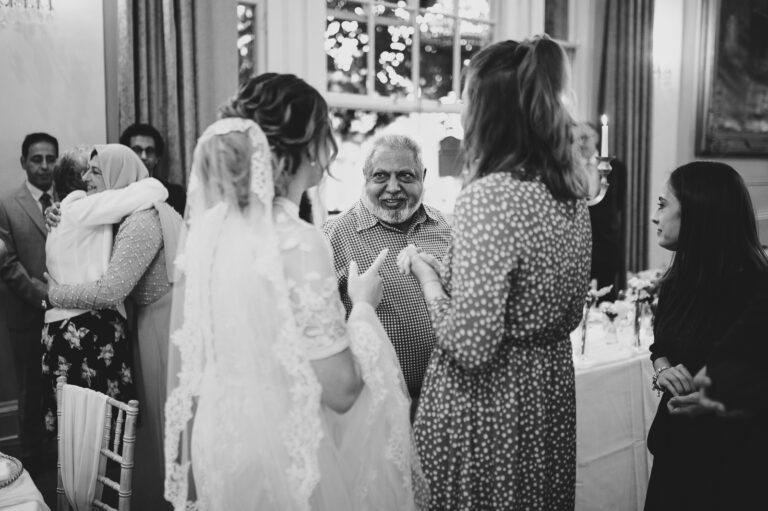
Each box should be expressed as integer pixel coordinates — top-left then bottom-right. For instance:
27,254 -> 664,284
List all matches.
354,199 -> 435,233
25,180 -> 52,201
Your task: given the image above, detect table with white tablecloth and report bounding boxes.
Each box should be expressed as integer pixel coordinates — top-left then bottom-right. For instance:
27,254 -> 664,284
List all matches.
0,470 -> 50,511
573,322 -> 661,511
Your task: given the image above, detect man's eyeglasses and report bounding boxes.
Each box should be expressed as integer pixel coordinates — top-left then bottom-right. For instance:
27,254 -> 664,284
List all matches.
131,145 -> 157,158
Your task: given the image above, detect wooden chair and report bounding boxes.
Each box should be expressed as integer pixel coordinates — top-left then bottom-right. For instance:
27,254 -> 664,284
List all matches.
55,375 -> 139,511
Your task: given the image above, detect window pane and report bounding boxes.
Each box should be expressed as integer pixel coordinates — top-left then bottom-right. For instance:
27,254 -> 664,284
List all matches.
459,0 -> 490,20
372,2 -> 412,20
327,0 -> 366,14
326,18 -> 369,94
237,3 -> 256,86
419,0 -> 453,15
419,13 -> 454,100
460,20 -> 491,74
545,0 -> 569,41
419,0 -> 490,19
374,17 -> 415,98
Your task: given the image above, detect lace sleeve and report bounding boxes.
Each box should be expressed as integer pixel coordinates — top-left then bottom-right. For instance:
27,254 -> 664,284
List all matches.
282,226 -> 350,360
49,209 -> 162,309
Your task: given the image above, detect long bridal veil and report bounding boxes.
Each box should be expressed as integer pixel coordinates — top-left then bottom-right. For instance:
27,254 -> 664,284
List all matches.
163,118 -> 427,510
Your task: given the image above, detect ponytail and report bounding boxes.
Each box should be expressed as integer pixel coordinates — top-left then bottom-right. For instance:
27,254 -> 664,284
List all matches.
462,35 -> 586,201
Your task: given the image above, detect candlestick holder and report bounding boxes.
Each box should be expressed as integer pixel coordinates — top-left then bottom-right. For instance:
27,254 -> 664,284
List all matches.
586,156 -> 613,206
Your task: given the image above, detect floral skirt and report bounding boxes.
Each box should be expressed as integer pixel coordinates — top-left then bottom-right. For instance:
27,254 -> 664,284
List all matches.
41,310 -> 136,435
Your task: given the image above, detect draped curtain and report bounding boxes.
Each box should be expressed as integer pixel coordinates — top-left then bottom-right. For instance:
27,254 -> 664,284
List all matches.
596,0 -> 654,271
117,0 -> 198,187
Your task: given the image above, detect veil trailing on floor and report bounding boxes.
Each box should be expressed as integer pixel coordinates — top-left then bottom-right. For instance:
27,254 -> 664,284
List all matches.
163,118 -> 427,510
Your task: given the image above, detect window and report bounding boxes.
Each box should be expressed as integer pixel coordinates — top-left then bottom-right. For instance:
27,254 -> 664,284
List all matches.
322,0 -> 494,215
237,1 -> 266,86
325,0 -> 493,108
544,0 -> 576,65
544,0 -> 569,41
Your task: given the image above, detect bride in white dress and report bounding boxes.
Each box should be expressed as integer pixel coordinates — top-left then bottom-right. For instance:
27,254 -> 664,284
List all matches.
163,75 -> 425,510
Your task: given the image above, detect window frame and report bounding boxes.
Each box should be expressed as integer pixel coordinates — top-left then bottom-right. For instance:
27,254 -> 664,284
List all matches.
237,0 -> 268,82
324,0 -> 497,115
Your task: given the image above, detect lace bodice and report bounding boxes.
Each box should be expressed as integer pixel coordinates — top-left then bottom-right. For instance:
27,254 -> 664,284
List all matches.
275,199 -> 351,360
50,209 -> 172,310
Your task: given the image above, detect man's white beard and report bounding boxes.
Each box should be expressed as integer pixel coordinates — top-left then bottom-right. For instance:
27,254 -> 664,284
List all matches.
362,191 -> 423,225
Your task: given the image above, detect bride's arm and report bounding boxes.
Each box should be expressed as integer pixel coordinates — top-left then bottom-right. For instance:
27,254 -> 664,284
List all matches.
284,227 -> 378,413
311,349 -> 363,413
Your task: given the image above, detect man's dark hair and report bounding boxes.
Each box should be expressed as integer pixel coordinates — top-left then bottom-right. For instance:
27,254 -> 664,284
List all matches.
53,155 -> 88,199
119,123 -> 165,156
22,132 -> 59,159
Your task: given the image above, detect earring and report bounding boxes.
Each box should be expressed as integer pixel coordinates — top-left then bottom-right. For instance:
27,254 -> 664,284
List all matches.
310,160 -> 317,167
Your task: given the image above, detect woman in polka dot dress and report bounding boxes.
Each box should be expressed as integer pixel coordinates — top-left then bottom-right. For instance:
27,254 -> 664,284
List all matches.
399,36 -> 592,509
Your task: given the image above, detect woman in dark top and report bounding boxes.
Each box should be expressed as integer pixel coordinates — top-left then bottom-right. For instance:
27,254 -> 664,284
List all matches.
645,161 -> 768,511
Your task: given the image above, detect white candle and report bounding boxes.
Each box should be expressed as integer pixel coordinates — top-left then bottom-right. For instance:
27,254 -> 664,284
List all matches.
600,114 -> 609,157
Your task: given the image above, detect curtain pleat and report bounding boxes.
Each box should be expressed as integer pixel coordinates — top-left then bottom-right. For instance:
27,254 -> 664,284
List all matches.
597,0 -> 654,271
117,0 -> 198,187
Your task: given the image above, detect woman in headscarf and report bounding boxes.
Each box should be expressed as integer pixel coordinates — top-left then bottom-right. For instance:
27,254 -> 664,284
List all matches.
48,144 -> 182,510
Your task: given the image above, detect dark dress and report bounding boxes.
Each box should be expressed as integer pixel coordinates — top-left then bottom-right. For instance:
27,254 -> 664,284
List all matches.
40,309 -> 136,434
158,178 -> 186,216
645,269 -> 768,511
414,173 -> 591,510
588,157 -> 626,301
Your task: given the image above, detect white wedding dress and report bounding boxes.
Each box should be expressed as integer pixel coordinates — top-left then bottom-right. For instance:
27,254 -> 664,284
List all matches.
163,118 -> 426,511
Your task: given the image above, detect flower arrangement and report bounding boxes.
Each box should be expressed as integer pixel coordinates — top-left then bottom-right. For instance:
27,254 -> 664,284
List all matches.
579,285 -> 613,356
627,269 -> 664,346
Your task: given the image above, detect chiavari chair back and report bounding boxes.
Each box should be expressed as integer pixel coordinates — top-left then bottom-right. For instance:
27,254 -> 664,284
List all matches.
55,375 -> 139,511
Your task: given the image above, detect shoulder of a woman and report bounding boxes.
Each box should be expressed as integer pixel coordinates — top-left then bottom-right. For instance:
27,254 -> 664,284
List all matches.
117,208 -> 161,238
458,172 -> 537,219
735,266 -> 768,298
124,207 -> 160,225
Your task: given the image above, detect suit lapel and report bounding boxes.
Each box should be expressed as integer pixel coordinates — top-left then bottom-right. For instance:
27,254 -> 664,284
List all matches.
15,186 -> 46,236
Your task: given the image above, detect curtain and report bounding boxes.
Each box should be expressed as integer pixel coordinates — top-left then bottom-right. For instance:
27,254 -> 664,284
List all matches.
596,0 -> 654,271
117,0 -> 198,187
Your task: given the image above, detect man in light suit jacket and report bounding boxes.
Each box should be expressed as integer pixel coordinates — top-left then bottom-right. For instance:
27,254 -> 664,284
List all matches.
0,132 -> 58,473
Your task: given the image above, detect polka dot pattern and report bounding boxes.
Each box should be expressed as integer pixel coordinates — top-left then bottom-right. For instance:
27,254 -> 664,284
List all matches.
414,172 -> 591,510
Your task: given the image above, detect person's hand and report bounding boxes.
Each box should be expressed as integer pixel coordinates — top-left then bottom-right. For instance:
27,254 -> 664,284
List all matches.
657,363 -> 695,396
691,366 -> 750,419
43,271 -> 58,287
397,244 -> 439,284
45,202 -> 62,231
667,391 -> 710,417
347,248 -> 388,308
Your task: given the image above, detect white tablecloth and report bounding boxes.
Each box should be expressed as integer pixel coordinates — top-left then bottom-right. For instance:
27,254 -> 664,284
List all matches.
574,343 -> 660,511
0,470 -> 50,511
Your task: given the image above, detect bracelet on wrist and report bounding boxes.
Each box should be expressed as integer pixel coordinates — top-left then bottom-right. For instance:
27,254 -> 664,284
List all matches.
651,366 -> 669,396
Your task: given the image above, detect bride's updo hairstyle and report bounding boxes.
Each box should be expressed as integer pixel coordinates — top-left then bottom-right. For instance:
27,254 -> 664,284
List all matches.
462,35 -> 585,201
219,73 -> 338,190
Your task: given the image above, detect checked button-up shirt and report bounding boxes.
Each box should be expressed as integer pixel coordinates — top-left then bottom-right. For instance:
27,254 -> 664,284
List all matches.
323,200 -> 452,403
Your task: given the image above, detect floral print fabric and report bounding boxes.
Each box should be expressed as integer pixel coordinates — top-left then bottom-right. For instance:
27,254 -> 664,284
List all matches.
414,173 -> 591,510
41,309 -> 136,434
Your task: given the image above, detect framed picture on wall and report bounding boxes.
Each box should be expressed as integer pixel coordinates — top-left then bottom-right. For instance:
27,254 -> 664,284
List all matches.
696,0 -> 768,156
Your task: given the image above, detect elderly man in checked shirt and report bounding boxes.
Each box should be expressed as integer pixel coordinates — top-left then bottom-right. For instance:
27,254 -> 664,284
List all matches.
324,134 -> 452,418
